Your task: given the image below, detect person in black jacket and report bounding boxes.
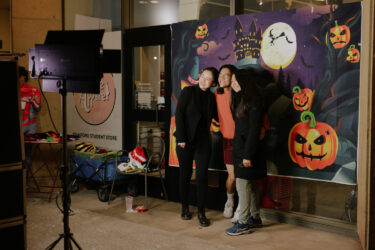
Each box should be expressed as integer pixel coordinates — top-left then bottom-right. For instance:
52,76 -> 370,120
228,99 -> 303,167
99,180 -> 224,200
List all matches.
225,69 -> 267,236
174,67 -> 219,227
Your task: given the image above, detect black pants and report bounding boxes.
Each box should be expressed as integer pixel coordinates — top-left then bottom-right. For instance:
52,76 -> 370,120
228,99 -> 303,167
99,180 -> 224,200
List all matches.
176,136 -> 211,210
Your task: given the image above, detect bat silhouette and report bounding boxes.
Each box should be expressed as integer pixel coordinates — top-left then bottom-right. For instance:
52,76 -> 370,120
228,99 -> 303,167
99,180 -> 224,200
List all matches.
218,54 -> 230,61
300,56 -> 313,68
221,29 -> 230,40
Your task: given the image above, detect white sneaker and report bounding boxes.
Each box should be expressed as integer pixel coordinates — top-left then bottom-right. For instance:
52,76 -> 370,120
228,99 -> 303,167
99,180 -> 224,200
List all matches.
223,200 -> 234,218
231,206 -> 240,223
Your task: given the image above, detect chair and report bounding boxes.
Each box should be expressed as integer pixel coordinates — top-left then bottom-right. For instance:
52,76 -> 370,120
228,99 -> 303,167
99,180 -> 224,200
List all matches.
108,135 -> 168,209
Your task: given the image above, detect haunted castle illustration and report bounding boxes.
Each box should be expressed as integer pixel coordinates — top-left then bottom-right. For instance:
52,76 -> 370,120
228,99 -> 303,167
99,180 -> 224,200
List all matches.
232,18 -> 262,68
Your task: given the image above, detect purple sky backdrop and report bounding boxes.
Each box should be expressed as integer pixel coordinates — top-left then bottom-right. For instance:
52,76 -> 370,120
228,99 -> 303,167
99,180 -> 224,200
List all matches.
190,4 -> 355,89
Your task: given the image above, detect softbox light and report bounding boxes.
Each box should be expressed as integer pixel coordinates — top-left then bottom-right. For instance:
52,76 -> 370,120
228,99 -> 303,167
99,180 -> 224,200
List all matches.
29,30 -> 121,94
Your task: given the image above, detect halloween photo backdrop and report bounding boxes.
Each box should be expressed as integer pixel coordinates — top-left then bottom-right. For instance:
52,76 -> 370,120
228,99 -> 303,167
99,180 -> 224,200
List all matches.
169,2 -> 361,185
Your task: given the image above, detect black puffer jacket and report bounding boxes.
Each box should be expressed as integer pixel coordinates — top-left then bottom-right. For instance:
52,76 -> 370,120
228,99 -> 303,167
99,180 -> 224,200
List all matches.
174,85 -> 217,143
233,97 -> 267,180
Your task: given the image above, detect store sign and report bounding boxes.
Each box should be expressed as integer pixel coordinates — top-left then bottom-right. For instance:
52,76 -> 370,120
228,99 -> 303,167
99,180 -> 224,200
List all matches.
73,73 -> 116,125
67,30 -> 122,150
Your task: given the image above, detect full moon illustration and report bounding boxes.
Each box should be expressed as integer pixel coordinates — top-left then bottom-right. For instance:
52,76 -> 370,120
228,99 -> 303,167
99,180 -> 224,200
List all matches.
261,22 -> 297,70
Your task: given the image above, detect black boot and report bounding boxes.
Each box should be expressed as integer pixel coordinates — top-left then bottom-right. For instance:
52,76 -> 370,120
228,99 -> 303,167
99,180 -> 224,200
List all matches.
198,208 -> 210,227
181,205 -> 192,220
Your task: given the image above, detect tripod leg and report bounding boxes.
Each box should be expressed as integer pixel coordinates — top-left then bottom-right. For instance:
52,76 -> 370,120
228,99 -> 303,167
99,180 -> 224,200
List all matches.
45,234 -> 64,250
69,234 -> 82,250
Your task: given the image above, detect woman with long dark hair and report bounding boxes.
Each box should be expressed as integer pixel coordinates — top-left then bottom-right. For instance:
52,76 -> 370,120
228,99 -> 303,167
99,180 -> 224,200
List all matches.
174,67 -> 219,227
225,69 -> 267,235
215,64 -> 240,220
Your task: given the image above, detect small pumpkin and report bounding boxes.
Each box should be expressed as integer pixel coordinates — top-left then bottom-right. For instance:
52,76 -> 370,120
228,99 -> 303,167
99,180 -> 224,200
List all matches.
346,44 -> 360,63
292,86 -> 315,111
195,24 -> 208,39
329,20 -> 351,49
288,111 -> 338,171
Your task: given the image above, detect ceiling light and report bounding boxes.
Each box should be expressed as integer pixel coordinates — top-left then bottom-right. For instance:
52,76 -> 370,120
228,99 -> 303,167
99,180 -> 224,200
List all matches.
139,0 -> 147,4
150,0 -> 159,3
259,0 -> 263,6
153,56 -> 158,60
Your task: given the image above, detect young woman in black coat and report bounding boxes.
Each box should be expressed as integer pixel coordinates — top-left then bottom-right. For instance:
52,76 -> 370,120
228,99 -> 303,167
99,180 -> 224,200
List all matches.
225,69 -> 267,236
174,67 -> 219,227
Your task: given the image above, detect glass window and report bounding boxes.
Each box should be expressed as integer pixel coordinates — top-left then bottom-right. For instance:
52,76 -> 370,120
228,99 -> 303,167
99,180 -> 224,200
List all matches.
261,176 -> 357,223
133,0 -> 179,28
199,0 -> 230,19
133,45 -> 165,111
64,0 -> 121,31
93,0 -> 122,31
244,0 -> 361,14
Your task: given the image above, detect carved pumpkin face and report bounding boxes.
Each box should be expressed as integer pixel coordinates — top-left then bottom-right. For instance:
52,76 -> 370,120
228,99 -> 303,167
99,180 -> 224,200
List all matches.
292,86 -> 314,111
195,24 -> 208,39
329,20 -> 351,49
288,111 -> 338,171
346,44 -> 360,63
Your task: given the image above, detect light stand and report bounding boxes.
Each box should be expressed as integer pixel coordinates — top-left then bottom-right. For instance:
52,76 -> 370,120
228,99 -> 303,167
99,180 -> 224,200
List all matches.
29,29 -> 121,249
46,78 -> 81,250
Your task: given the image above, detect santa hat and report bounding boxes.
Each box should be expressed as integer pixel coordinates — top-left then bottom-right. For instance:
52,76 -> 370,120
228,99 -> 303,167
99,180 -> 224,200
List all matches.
129,146 -> 148,169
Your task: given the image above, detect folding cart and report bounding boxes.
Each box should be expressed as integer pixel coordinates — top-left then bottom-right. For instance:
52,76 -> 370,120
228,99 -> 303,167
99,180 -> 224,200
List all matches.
70,149 -> 128,202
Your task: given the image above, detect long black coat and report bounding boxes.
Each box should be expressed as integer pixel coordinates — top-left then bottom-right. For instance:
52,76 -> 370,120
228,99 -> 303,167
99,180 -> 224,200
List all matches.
233,99 -> 267,180
174,85 -> 217,143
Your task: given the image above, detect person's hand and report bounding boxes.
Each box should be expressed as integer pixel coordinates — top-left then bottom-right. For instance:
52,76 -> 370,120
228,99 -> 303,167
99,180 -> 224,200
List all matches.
178,142 -> 186,148
242,159 -> 252,168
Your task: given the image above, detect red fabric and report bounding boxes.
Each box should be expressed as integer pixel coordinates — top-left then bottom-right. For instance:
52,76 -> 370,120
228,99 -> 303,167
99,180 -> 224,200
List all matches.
20,83 -> 41,128
222,138 -> 233,165
130,146 -> 147,164
215,90 -> 235,139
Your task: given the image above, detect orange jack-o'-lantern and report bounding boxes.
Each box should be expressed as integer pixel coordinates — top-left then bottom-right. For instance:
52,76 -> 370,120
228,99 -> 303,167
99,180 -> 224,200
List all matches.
195,24 -> 208,39
329,20 -> 351,49
346,44 -> 360,63
288,111 -> 338,171
292,86 -> 315,111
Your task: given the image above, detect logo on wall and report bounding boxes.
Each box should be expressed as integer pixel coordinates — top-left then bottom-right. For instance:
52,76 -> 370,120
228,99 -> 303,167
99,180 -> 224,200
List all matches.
73,73 -> 116,125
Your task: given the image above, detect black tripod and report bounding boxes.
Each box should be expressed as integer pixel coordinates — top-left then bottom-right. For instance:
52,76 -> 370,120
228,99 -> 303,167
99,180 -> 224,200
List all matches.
46,78 -> 81,250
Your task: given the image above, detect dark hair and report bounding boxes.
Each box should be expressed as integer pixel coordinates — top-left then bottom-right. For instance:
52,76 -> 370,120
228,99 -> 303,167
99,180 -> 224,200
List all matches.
230,68 -> 263,118
19,66 -> 29,82
217,64 -> 237,94
202,67 -> 219,87
252,68 -> 274,88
